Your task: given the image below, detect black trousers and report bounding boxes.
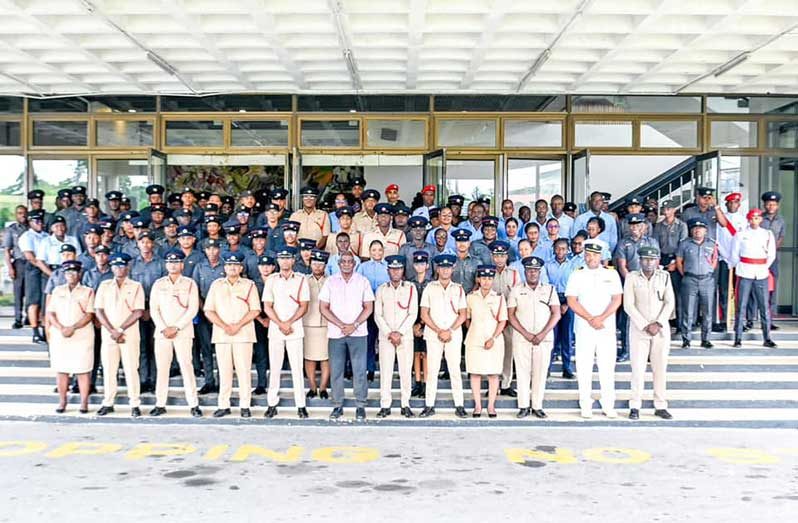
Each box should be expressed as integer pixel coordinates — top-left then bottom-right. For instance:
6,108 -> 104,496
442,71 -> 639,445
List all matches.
253,321 -> 269,388
196,314 -> 216,387
12,258 -> 26,323
138,317 -> 156,386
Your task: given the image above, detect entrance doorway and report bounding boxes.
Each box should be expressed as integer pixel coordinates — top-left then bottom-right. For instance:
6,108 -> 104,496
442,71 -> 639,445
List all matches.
165,154 -> 288,197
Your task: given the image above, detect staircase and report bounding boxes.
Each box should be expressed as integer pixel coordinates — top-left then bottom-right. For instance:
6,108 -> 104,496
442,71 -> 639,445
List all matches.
0,323 -> 796,426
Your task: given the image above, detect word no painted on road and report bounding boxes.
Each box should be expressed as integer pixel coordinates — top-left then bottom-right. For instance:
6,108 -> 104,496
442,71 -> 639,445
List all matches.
0,441 -> 795,465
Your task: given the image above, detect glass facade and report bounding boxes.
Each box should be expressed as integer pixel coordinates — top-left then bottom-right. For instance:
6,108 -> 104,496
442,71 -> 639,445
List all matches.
32,120 -> 88,147
165,120 -> 224,147
300,120 -> 360,147
231,120 -> 290,147
96,120 -> 154,147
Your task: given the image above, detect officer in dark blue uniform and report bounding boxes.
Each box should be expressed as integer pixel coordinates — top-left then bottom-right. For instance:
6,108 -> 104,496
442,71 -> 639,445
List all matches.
676,218 -> 718,348
192,238 -> 226,394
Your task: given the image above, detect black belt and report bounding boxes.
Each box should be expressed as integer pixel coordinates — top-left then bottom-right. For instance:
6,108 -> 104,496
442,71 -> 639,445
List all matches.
685,272 -> 712,280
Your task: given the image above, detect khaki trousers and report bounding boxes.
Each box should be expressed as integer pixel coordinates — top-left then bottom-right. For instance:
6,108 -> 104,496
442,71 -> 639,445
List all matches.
512,335 -> 552,410
101,340 -> 141,408
575,331 -> 616,412
629,329 -> 670,410
425,330 -> 464,407
154,338 -> 198,408
216,343 -> 253,410
267,338 -> 306,408
378,335 -> 414,408
501,326 -> 515,389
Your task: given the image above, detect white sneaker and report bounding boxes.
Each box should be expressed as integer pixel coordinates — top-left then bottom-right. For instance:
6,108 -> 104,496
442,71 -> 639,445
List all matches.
603,409 -> 618,419
580,408 -> 593,419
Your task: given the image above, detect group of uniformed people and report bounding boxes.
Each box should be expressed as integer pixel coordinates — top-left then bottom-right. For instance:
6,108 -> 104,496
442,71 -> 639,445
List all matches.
2,178 -> 784,420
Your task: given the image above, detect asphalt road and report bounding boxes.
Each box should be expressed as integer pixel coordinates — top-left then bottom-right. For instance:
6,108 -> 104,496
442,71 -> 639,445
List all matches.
1,421 -> 796,522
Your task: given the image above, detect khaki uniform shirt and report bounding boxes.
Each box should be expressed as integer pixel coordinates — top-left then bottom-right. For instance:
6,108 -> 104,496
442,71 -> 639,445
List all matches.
622,269 -> 675,339
150,275 -> 199,340
303,274 -> 328,328
507,283 -> 558,342
353,211 -> 377,234
374,281 -> 418,338
491,266 -> 522,299
361,227 -> 407,258
95,278 -> 145,343
204,277 -> 260,344
50,284 -> 95,344
465,289 -> 508,347
262,271 -> 309,340
420,280 -> 467,341
289,208 -> 330,243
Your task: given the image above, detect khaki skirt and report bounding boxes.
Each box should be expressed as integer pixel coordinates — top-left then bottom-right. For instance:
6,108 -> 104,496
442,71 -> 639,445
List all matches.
304,326 -> 329,361
49,327 -> 95,374
465,335 -> 505,376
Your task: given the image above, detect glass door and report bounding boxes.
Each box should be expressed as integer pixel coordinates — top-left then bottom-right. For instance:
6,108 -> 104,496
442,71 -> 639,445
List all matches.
570,149 -> 590,211
423,149 -> 446,206
760,156 -> 798,316
148,149 -> 167,188
95,157 -> 150,211
506,157 -> 565,213
444,155 -> 499,214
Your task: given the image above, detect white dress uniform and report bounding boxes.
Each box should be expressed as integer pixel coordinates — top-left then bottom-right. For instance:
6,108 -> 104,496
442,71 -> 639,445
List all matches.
420,280 -> 468,408
150,274 -> 200,409
48,283 -> 95,374
374,280 -> 418,409
565,265 -> 623,415
360,227 -> 407,258
204,276 -> 260,410
491,266 -> 522,389
94,277 -> 145,408
623,269 -> 675,411
508,282 -> 558,411
465,289 -> 507,375
262,271 -> 310,409
303,274 -> 329,361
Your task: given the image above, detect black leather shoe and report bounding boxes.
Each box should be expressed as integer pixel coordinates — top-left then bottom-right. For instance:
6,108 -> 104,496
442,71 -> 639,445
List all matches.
629,408 -> 640,420
96,406 -> 114,416
240,408 -> 251,418
264,406 -> 278,418
499,387 -> 517,398
149,406 -> 166,416
488,411 -> 497,418
743,322 -> 753,332
654,409 -> 673,419
770,324 -> 780,331
701,340 -> 713,349
367,371 -> 375,382
712,323 -> 726,333
454,406 -> 468,418
733,339 -> 742,348
533,409 -> 547,419
131,407 -> 141,418
472,410 -> 482,418
377,408 -> 391,418
764,339 -> 777,348
11,320 -> 23,329
297,407 -> 309,419
55,406 -> 66,414
410,383 -> 423,397
329,407 -> 344,420
190,407 -> 203,417
32,328 -> 43,344
681,341 -> 690,348
198,383 -> 218,395
344,371 -> 353,381
400,407 -> 414,418
355,407 -> 366,420
562,370 -> 575,379
516,408 -> 530,419
70,383 -> 80,393
439,370 -> 450,380
213,408 -> 231,418
79,407 -> 89,414
419,406 -> 435,418
252,386 -> 266,395
306,388 -> 318,399
319,389 -> 329,399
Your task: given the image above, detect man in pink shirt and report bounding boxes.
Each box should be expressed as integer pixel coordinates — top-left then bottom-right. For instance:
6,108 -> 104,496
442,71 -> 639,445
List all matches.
319,251 -> 375,421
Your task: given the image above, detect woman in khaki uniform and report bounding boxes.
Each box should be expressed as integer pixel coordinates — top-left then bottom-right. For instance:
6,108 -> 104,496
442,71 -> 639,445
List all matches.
304,249 -> 330,399
47,260 -> 95,413
465,265 -> 508,418
326,207 -> 361,256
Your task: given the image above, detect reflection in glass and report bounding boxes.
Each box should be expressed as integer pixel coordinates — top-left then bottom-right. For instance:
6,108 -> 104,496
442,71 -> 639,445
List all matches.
231,120 -> 289,147
96,159 -> 149,212
0,121 -> 20,147
445,159 -> 494,209
96,120 -> 153,147
438,119 -> 496,147
0,155 -> 25,227
366,120 -> 425,148
766,121 -> 798,149
710,121 -> 757,148
507,159 -> 563,211
640,120 -> 698,148
301,120 -> 360,147
31,159 -> 89,207
504,120 -> 562,148
32,121 -> 88,146
574,121 -> 633,147
165,120 -> 224,147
